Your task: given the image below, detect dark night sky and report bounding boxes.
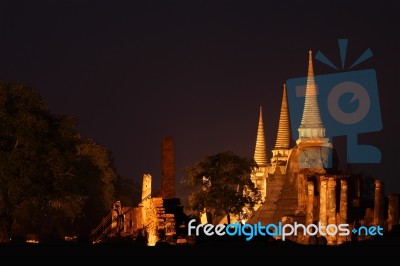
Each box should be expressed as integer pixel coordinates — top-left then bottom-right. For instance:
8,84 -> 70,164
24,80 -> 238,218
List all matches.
1,0 -> 399,196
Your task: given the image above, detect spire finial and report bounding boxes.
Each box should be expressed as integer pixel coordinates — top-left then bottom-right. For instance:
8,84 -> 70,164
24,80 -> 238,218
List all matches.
308,49 -> 314,78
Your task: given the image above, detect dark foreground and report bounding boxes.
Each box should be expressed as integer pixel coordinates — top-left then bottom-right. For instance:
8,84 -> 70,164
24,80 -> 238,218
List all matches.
1,235 -> 399,263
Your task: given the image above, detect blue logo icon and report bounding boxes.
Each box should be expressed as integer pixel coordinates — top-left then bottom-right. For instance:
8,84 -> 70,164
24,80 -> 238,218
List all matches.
286,39 -> 382,164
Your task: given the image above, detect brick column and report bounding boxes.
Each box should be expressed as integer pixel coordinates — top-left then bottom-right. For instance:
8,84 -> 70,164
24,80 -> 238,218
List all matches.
326,177 -> 337,245
306,181 -> 314,226
337,179 -> 348,244
388,193 -> 399,232
373,180 -> 384,226
142,174 -> 152,200
297,174 -> 306,214
161,137 -> 176,199
319,177 -> 328,231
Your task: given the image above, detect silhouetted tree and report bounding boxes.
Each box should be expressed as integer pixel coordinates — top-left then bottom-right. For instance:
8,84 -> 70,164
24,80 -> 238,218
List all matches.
0,82 -> 118,242
184,151 -> 260,224
72,137 -> 119,237
115,175 -> 141,207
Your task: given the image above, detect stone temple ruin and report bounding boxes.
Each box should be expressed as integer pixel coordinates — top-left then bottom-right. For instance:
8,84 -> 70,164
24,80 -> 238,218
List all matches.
90,137 -> 188,246
90,50 -> 399,246
244,50 -> 400,244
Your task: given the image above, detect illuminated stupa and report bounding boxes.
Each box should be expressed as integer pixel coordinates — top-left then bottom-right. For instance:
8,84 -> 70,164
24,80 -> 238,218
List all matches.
244,50 -> 396,245
298,50 -> 327,142
269,83 -> 291,175
248,50 -> 347,245
287,50 -> 332,175
251,106 -> 268,202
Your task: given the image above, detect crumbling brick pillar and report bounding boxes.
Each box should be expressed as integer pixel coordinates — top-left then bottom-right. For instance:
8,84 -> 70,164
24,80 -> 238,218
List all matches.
141,174 -> 152,224
319,177 -> 328,229
326,177 -> 337,245
337,179 -> 348,244
142,174 -> 152,200
306,181 -> 314,226
388,193 -> 399,232
297,174 -> 306,214
339,179 -> 348,224
161,137 -> 176,199
373,179 -> 384,226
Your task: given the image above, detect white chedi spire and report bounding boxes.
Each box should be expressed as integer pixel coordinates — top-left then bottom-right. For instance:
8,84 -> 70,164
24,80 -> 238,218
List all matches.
298,50 -> 326,141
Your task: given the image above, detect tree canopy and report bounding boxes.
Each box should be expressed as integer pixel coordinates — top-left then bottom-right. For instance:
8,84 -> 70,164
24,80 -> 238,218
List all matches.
185,151 -> 260,224
0,82 -> 127,242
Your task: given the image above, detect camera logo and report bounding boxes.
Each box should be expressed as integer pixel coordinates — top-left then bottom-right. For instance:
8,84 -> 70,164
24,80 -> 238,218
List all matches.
286,39 -> 382,164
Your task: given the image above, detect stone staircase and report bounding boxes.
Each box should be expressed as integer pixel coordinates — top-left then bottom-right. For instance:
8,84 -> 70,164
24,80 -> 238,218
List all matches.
151,198 -> 176,238
270,176 -> 298,224
248,173 -> 298,225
